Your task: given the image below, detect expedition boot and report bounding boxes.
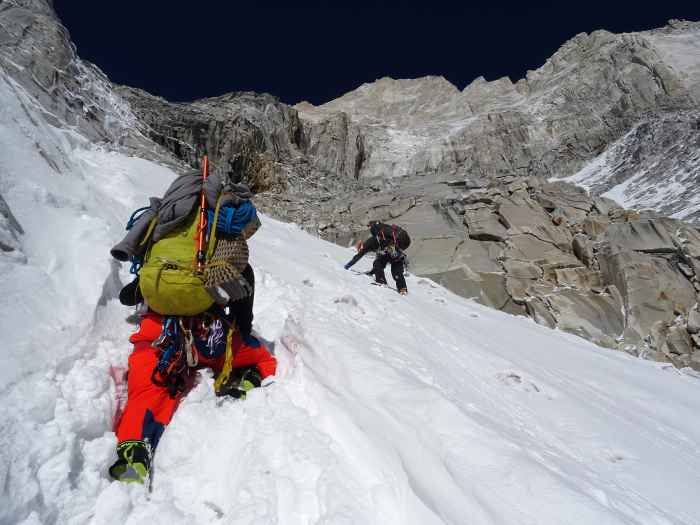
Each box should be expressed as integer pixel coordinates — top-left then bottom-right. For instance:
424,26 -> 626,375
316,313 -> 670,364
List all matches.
109,440 -> 151,484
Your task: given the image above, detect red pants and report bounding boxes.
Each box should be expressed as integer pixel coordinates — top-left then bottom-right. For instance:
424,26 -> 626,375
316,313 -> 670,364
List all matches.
116,313 -> 276,448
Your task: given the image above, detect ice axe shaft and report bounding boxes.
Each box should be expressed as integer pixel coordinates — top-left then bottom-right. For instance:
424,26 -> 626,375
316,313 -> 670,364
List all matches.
195,155 -> 209,273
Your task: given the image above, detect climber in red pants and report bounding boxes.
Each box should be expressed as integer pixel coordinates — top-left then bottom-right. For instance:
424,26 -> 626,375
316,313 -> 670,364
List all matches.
110,310 -> 277,483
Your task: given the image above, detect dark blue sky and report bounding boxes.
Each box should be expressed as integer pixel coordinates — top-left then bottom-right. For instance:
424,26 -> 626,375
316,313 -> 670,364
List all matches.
54,1 -> 700,105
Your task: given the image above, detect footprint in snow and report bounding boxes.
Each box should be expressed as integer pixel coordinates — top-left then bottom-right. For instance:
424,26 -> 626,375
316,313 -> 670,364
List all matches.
334,295 -> 365,320
608,454 -> 625,463
203,501 -> 225,519
496,371 -> 542,394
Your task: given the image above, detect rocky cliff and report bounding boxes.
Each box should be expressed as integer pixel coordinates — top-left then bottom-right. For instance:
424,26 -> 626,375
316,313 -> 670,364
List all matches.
2,0 -> 700,368
296,21 -> 698,184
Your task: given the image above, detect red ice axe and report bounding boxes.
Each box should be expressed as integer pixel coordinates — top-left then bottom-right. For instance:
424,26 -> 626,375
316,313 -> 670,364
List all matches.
195,155 -> 209,273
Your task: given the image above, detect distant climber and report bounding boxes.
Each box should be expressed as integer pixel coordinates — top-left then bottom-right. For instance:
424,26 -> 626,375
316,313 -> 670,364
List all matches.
344,221 -> 411,295
108,158 -> 276,485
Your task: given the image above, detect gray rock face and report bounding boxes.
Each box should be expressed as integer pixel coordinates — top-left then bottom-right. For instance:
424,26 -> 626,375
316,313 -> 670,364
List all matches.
688,304 -> 700,334
116,87 -> 310,193
598,244 -> 695,343
0,0 -> 131,142
295,24 -> 698,186
464,207 -> 507,241
604,220 -> 678,253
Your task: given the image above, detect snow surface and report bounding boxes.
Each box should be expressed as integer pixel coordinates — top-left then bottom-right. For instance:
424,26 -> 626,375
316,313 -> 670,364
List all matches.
2,64 -> 700,525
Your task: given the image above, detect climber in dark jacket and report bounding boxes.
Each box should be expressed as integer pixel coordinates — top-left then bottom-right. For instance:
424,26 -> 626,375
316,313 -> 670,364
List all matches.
344,221 -> 411,295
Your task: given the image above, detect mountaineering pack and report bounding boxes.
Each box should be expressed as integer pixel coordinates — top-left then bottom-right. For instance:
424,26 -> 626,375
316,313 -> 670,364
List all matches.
138,155 -> 222,316
394,225 -> 411,251
371,222 -> 411,251
111,155 -> 260,316
138,204 -> 220,316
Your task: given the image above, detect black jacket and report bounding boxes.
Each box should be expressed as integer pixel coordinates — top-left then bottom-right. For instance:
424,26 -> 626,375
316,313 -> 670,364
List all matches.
345,223 -> 410,269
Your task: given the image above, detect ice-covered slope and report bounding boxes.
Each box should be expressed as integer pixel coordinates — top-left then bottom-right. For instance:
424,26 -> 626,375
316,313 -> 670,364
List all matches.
5,216 -> 700,525
2,142 -> 700,522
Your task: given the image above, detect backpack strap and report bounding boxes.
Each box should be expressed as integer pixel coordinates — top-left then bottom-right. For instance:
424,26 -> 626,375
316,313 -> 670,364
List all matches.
128,216 -> 158,275
138,216 -> 158,247
132,215 -> 159,275
138,195 -> 225,276
214,317 -> 239,396
205,194 -> 225,262
375,227 -> 385,250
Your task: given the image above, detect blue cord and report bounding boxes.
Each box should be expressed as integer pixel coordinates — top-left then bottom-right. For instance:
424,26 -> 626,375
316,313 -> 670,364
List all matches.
126,206 -> 151,230
129,255 -> 144,275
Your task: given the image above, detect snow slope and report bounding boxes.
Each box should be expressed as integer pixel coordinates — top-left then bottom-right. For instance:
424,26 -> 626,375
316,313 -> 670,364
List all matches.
2,65 -> 700,525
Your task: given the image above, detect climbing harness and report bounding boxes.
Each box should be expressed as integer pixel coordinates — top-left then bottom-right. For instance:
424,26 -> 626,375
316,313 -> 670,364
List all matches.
151,317 -> 189,398
150,310 -> 239,398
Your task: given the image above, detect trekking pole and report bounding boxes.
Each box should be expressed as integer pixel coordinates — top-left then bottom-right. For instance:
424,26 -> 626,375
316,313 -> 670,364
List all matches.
195,155 -> 209,273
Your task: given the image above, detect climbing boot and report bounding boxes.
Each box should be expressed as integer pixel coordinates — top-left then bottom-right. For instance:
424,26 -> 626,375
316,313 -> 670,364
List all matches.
109,440 -> 151,484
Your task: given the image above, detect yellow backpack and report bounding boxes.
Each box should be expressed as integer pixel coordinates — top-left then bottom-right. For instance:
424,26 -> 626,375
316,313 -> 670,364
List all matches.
138,202 -> 222,316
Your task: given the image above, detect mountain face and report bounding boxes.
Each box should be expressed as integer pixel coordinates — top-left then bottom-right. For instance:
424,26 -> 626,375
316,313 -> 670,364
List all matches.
0,0 -> 129,141
2,0 -> 700,367
296,20 -> 698,182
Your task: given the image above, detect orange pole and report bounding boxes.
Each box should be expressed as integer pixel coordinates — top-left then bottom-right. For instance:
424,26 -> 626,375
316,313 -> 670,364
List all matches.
195,155 -> 209,273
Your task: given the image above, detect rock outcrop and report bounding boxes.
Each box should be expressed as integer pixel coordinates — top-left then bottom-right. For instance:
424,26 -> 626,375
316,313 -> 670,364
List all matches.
115,87 -> 312,193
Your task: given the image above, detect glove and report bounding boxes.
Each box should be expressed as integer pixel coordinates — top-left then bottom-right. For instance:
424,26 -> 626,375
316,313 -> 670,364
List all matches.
219,367 -> 262,400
